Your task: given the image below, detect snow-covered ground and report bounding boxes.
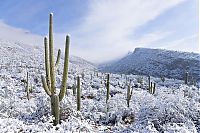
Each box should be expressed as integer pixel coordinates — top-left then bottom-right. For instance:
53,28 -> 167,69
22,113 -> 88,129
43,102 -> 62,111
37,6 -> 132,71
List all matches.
0,39 -> 199,132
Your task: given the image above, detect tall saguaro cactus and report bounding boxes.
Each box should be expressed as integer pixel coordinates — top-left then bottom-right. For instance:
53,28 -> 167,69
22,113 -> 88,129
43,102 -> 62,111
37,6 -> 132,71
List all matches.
149,82 -> 156,94
106,74 -> 110,103
185,72 -> 189,85
153,83 -> 156,94
41,13 -> 70,125
148,75 -> 151,91
77,76 -> 81,111
26,72 -> 30,100
127,83 -> 133,107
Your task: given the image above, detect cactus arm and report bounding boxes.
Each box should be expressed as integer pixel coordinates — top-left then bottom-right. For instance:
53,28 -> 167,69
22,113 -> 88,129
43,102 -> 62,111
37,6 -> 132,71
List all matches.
44,37 -> 51,89
59,35 -> 70,101
41,75 -> 52,96
55,49 -> 61,70
49,13 -> 56,94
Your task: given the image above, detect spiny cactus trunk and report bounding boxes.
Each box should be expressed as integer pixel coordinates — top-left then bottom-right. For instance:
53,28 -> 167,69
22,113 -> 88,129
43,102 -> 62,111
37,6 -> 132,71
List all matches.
26,72 -> 30,100
90,74 -> 92,80
127,85 -> 131,107
185,72 -> 189,85
72,84 -> 76,96
150,82 -> 153,94
51,94 -> 60,125
106,74 -> 110,103
148,75 -> 151,91
77,76 -> 81,111
153,83 -> 156,94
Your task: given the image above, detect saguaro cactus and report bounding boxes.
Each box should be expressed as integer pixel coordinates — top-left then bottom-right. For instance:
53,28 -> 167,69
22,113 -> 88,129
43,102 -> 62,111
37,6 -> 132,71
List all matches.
185,72 -> 189,85
149,82 -> 153,94
41,13 -> 70,125
72,84 -> 76,96
148,75 -> 151,91
106,74 -> 110,103
153,83 -> 156,94
26,72 -> 30,100
149,82 -> 156,94
127,83 -> 133,107
77,76 -> 81,111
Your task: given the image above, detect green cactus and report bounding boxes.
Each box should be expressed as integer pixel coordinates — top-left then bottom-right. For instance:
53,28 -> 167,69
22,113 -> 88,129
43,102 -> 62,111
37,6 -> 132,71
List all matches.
72,84 -> 76,96
41,13 -> 70,126
160,76 -> 165,82
77,76 -> 81,111
90,74 -> 93,80
44,37 -> 51,89
148,75 -> 151,91
185,72 -> 189,85
29,84 -> 33,93
26,72 -> 30,100
150,82 -> 153,94
96,72 -> 98,77
153,83 -> 156,94
55,49 -> 61,71
149,81 -> 156,94
127,83 -> 133,107
51,94 -> 60,125
106,74 -> 110,103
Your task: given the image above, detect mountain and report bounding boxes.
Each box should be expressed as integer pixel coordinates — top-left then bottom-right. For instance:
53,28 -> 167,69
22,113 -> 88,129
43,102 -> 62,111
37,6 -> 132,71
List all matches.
99,47 -> 200,82
69,55 -> 96,70
0,38 -> 96,71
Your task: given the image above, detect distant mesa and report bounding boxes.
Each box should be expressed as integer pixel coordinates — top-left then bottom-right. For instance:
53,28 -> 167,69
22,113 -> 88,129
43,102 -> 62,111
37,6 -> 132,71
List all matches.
99,47 -> 200,82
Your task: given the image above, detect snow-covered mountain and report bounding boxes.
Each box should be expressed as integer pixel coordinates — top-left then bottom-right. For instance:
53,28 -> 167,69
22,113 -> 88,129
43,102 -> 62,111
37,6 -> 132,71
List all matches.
0,38 -> 96,71
69,55 -> 96,70
100,48 -> 200,82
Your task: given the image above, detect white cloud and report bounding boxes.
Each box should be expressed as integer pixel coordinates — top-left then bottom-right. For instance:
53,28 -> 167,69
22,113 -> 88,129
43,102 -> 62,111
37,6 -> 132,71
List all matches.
70,0 -> 185,63
0,20 -> 43,46
161,34 -> 199,53
0,21 -> 68,54
133,31 -> 172,47
2,0 -> 196,64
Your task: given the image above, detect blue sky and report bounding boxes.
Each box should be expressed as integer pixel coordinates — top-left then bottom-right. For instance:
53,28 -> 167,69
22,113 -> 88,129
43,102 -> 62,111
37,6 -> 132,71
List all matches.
0,0 -> 199,63
0,0 -> 89,34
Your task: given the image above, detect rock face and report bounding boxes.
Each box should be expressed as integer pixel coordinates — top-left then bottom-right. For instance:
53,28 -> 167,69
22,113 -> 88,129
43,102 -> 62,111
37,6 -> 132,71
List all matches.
99,48 -> 200,82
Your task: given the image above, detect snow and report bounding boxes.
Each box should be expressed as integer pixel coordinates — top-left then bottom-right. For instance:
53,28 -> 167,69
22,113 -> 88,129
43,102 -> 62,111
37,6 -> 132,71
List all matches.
100,47 -> 200,83
0,39 -> 199,132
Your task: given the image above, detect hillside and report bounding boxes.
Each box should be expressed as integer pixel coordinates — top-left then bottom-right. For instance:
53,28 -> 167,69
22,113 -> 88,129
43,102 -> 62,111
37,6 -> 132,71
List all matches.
100,48 -> 200,83
0,39 -> 96,71
0,40 -> 199,132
